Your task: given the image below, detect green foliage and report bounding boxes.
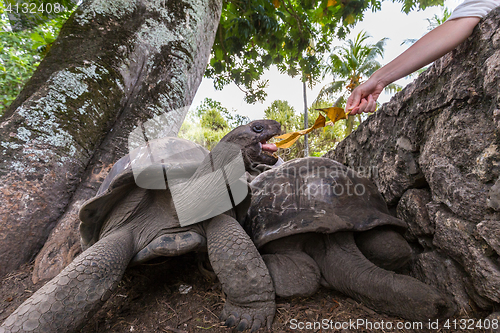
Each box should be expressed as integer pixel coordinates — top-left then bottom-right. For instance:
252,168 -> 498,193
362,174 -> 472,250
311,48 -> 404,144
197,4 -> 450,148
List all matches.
207,0 -> 443,103
201,108 -> 229,131
179,116 -> 230,151
426,6 -> 451,29
207,0 -> 366,103
179,98 -> 250,150
264,100 -> 299,133
397,0 -> 443,15
0,1 -> 72,116
195,97 -> 250,128
0,0 -> 444,118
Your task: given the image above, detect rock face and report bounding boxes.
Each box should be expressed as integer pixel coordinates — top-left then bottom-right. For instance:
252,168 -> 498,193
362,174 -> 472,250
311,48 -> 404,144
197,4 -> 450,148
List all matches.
325,8 -> 500,316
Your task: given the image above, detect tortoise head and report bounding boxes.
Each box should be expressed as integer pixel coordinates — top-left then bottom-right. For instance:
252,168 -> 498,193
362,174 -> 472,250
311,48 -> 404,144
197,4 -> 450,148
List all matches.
218,119 -> 282,171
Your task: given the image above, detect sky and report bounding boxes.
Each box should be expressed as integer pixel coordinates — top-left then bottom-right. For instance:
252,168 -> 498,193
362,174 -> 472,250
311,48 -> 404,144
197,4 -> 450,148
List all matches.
189,0 -> 463,120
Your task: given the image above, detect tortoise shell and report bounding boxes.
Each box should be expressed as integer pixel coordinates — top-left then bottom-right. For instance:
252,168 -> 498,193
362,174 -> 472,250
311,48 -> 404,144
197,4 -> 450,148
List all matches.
246,157 -> 406,249
79,137 -> 210,250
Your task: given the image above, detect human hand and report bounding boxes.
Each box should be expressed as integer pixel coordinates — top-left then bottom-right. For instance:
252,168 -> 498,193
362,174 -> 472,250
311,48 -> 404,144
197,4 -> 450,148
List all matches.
345,78 -> 385,115
344,16 -> 482,116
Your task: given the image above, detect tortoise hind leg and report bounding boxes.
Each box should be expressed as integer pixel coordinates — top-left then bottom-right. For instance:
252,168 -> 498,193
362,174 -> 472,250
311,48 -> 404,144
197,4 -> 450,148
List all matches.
355,227 -> 412,271
307,232 -> 456,321
262,252 -> 321,298
0,230 -> 134,333
261,235 -> 321,298
207,214 -> 275,332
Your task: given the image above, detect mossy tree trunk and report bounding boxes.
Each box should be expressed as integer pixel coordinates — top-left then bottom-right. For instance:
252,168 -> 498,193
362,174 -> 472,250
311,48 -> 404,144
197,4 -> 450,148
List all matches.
0,0 -> 222,279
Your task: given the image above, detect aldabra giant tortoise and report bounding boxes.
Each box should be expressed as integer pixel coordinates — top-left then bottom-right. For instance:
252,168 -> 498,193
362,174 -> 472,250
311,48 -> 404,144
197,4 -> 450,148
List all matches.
246,157 -> 456,321
0,120 -> 281,333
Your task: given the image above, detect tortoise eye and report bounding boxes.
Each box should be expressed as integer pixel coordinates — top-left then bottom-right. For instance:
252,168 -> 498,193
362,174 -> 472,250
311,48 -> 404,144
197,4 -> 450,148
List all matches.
253,124 -> 264,133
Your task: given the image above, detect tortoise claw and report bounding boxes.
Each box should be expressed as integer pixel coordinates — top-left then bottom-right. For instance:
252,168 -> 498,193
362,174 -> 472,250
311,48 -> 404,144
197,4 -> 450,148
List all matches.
236,318 -> 250,331
224,314 -> 238,327
267,315 -> 274,330
250,319 -> 262,332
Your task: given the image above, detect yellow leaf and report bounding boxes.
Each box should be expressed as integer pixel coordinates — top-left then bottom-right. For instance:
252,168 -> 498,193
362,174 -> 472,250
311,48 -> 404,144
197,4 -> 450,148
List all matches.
316,106 -> 348,122
274,132 -> 302,148
274,114 -> 326,148
327,0 -> 336,7
310,113 -> 326,129
273,0 -> 280,8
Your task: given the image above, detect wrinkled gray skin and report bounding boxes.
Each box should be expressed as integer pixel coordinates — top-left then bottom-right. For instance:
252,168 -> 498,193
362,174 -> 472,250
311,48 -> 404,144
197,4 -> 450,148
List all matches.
246,157 -> 456,321
0,120 -> 282,333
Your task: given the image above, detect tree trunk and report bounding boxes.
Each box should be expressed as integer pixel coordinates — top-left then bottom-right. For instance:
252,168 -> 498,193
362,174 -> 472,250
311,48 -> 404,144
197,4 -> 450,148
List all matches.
0,0 -> 222,280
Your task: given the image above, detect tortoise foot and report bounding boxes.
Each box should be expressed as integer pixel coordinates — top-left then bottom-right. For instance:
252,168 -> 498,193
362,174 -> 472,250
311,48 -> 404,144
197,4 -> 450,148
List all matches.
221,299 -> 275,332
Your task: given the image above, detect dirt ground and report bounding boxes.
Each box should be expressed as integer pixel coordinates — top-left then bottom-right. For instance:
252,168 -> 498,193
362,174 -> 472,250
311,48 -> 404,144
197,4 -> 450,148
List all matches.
0,254 -> 492,333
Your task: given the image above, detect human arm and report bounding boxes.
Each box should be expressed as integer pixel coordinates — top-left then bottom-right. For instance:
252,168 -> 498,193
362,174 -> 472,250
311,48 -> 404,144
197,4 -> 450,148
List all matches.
346,16 -> 481,115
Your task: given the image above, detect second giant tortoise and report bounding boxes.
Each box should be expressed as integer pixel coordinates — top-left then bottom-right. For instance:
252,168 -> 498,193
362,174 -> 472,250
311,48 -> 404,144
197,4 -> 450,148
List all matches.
246,157 -> 456,321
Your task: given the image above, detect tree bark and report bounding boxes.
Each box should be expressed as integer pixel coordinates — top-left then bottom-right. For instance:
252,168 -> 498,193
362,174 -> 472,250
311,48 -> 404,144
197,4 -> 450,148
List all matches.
0,0 -> 222,279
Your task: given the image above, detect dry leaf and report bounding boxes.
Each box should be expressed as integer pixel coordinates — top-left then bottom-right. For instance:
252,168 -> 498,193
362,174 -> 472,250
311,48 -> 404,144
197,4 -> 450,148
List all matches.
273,132 -> 302,149
274,107 -> 350,149
316,106 -> 348,122
274,114 -> 326,148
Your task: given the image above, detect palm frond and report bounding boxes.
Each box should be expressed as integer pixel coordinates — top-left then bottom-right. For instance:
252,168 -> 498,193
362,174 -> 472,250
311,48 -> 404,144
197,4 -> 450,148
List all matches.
313,80 -> 346,105
317,30 -> 398,111
384,83 -> 402,94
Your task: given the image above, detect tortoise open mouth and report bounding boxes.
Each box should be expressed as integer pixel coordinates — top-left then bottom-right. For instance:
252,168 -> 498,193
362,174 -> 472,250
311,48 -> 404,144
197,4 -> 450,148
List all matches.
259,138 -> 279,158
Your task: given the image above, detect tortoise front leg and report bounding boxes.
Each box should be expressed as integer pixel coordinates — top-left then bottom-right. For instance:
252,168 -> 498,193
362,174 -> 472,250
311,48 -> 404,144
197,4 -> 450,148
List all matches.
0,231 -> 134,333
207,214 -> 275,332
